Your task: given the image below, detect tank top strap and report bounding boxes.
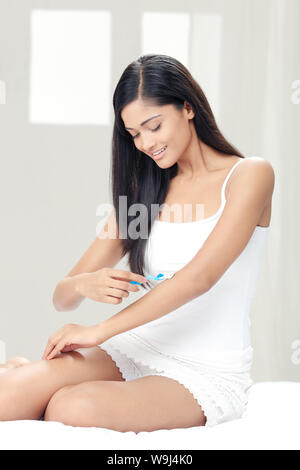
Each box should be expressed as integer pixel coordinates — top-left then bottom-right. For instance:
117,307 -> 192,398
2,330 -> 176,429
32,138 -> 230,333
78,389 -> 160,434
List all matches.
220,158 -> 245,203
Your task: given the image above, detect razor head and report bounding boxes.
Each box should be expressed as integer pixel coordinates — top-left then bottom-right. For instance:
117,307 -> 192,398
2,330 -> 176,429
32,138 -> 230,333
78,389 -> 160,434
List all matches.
130,272 -> 175,285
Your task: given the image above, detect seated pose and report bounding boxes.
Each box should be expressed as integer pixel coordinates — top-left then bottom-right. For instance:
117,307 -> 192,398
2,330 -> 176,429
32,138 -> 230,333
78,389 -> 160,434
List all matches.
0,54 -> 275,433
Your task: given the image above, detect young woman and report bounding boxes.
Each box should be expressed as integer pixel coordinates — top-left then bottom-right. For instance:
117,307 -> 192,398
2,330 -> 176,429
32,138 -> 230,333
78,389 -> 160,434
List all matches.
0,54 -> 274,433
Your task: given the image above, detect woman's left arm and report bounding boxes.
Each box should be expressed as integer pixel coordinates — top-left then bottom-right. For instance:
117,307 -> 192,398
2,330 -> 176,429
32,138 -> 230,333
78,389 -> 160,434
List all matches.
99,158 -> 274,343
42,270 -> 207,360
99,267 -> 209,342
44,159 -> 274,359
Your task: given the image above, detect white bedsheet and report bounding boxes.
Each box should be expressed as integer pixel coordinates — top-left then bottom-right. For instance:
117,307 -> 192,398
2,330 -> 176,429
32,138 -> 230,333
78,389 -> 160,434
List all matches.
0,381 -> 299,450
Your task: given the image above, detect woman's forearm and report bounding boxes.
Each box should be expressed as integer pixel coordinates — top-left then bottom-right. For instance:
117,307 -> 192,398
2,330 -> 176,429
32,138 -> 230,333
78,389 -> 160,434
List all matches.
52,275 -> 86,312
98,267 -> 210,342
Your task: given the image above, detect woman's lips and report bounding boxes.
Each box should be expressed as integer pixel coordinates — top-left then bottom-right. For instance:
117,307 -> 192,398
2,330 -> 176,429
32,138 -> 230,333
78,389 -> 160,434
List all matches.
151,146 -> 167,161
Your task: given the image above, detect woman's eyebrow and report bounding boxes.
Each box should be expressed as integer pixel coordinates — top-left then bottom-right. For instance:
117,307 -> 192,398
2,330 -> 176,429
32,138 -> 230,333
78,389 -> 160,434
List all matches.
125,114 -> 162,130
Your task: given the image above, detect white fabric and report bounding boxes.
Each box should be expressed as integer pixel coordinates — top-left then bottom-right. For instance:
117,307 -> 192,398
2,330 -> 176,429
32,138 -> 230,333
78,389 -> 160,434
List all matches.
99,341 -> 253,427
0,382 -> 299,450
100,156 -> 270,426
103,157 -> 269,369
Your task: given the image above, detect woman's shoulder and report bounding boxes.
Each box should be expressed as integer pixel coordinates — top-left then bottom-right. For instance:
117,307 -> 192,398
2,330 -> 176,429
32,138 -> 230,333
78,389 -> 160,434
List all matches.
230,156 -> 275,193
244,155 -> 272,165
227,156 -> 275,194
237,156 -> 274,172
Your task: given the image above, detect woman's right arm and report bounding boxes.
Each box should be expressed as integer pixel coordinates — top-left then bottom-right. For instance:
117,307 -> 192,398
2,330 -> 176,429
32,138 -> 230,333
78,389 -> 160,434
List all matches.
53,209 -> 137,312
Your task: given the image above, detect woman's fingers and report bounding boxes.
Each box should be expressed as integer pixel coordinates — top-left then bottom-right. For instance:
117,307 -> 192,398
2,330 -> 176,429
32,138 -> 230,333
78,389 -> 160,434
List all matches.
42,336 -> 61,360
109,278 -> 140,293
60,343 -> 81,353
46,339 -> 66,360
42,341 -> 53,359
42,344 -> 54,360
42,343 -> 52,360
42,324 -> 96,360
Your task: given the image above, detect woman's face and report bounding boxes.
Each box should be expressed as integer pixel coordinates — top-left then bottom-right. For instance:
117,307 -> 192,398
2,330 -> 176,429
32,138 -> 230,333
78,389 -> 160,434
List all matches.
121,98 -> 195,167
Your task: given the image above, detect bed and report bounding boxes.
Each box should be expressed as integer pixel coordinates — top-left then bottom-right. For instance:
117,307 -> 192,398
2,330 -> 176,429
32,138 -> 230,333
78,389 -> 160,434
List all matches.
0,381 -> 299,450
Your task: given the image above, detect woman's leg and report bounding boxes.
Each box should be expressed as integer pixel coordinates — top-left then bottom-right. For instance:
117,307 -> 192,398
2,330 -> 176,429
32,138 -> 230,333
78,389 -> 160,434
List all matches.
0,357 -> 32,376
0,346 -> 124,421
0,357 -> 31,369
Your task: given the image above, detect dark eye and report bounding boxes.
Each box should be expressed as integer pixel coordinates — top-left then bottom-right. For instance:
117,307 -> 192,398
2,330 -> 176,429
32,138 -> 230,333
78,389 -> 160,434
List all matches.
132,124 -> 161,140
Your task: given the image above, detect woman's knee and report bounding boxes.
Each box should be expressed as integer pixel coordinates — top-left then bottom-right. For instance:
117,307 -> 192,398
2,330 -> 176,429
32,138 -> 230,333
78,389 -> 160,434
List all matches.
44,382 -> 99,426
44,384 -> 77,423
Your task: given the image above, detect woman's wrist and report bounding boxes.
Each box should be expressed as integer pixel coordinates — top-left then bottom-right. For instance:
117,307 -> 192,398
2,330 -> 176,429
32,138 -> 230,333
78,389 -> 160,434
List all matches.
95,320 -> 112,344
73,272 -> 88,295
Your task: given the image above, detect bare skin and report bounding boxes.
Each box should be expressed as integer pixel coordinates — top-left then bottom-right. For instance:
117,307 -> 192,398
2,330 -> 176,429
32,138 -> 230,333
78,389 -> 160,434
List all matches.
122,100 -> 271,227
43,374 -> 206,433
158,150 -> 272,227
0,347 -> 125,421
0,350 -> 206,431
0,357 -> 31,371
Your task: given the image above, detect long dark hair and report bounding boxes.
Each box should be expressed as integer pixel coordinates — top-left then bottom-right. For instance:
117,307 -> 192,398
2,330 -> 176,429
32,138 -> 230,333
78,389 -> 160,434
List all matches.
110,54 -> 244,290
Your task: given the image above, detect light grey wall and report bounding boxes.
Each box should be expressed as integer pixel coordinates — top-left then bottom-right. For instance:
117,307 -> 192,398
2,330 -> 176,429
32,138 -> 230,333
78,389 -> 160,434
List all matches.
0,0 -> 299,382
0,0 -> 141,361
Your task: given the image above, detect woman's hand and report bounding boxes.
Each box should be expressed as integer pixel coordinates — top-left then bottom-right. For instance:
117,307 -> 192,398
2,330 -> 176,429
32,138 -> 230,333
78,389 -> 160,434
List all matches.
75,268 -> 147,304
42,323 -> 104,360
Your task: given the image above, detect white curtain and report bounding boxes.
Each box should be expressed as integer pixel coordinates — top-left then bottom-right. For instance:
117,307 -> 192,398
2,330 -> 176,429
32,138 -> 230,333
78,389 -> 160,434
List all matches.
117,0 -> 300,382
139,0 -> 300,382
241,0 -> 300,381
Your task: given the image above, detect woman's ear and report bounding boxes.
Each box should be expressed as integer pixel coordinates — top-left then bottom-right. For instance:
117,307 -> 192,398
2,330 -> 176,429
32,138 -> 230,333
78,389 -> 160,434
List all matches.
184,101 -> 195,119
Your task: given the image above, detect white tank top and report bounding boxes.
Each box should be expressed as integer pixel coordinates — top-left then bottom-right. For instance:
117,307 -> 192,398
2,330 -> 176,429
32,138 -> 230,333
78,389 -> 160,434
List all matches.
122,157 -> 270,371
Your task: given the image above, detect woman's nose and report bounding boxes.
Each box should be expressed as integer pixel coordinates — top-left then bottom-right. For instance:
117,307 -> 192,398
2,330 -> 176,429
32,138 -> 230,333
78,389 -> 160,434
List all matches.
139,136 -> 156,154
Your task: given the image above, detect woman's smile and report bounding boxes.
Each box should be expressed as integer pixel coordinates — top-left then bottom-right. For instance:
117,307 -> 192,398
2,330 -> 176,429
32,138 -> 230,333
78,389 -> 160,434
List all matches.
151,146 -> 167,161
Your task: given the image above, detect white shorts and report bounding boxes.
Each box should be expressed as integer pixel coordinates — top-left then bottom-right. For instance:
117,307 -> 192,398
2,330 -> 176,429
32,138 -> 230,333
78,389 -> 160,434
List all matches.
99,340 -> 253,427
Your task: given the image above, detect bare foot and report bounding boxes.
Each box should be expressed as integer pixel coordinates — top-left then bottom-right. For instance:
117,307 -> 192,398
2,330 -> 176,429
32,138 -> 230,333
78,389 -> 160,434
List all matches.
0,356 -> 31,373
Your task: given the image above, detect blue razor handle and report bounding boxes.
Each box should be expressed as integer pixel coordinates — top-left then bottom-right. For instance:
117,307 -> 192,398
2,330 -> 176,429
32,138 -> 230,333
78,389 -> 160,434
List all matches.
130,273 -> 166,285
